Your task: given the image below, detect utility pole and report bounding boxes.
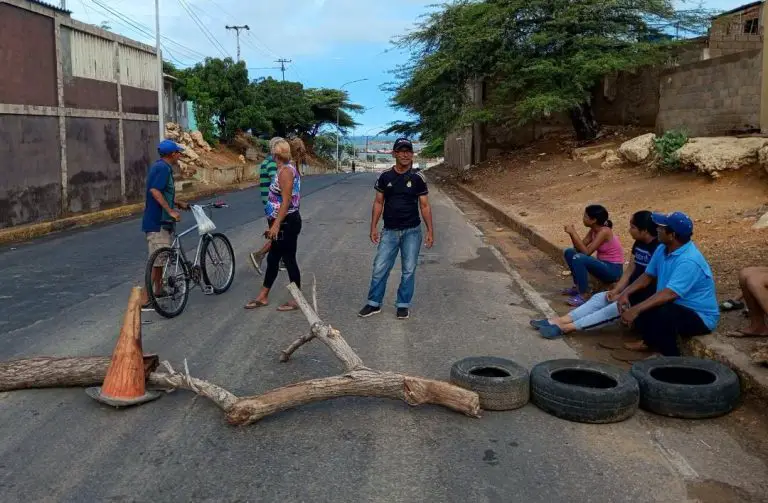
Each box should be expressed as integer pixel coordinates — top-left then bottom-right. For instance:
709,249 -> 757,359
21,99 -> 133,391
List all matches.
156,0 -> 164,141
225,25 -> 250,62
275,59 -> 291,81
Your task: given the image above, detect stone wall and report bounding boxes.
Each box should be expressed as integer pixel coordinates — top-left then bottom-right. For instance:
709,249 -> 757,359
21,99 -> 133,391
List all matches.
657,49 -> 761,137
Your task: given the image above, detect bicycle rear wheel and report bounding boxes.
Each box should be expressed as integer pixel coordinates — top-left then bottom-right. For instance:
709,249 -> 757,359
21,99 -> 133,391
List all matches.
201,233 -> 235,294
145,246 -> 190,318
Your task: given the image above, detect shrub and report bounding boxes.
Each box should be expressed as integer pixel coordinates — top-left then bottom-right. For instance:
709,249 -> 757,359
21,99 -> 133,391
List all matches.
653,130 -> 688,171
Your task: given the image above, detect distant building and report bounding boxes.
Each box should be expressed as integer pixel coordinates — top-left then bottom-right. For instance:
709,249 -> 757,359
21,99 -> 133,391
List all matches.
708,1 -> 763,58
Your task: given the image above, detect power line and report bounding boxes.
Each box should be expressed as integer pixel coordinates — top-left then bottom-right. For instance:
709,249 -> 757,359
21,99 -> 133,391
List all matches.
88,0 -> 206,61
176,0 -> 230,58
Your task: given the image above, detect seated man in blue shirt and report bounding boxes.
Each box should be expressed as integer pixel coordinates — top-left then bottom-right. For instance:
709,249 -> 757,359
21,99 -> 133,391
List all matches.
617,211 -> 719,356
140,140 -> 190,308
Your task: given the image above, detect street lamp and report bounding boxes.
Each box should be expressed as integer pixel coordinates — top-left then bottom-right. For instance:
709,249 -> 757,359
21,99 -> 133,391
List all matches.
336,78 -> 368,171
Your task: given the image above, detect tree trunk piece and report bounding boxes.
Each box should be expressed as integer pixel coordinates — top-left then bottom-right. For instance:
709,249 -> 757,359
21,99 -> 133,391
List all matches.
569,102 -> 599,141
0,355 -> 159,392
225,369 -> 481,425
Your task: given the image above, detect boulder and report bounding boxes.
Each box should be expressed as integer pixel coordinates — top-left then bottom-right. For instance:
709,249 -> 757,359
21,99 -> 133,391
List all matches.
181,131 -> 193,146
677,137 -> 768,175
164,122 -> 181,141
190,130 -> 212,152
759,145 -> 768,170
181,145 -> 199,162
238,154 -> 246,164
618,133 -> 656,164
601,150 -> 623,169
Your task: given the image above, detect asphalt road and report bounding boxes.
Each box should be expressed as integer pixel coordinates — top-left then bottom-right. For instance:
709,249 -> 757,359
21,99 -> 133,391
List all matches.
0,174 -> 766,502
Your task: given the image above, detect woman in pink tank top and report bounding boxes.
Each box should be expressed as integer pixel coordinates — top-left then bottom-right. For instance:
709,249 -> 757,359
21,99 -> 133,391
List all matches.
561,204 -> 624,307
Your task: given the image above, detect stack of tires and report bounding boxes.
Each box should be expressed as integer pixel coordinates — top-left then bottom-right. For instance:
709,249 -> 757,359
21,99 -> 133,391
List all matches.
450,356 -> 741,423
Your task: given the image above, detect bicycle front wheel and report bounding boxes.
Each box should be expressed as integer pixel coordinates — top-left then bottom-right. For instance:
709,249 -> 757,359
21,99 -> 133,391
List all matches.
145,246 -> 190,318
201,233 -> 235,294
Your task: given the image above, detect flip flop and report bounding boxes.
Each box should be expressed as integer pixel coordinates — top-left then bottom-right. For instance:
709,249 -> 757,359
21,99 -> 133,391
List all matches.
725,329 -> 768,338
720,299 -> 745,312
244,299 -> 268,309
566,295 -> 587,307
276,303 -> 299,312
561,286 -> 579,296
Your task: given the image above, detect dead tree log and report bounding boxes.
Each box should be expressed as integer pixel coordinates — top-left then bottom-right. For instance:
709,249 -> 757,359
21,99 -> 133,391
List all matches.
148,281 -> 481,425
0,355 -> 159,392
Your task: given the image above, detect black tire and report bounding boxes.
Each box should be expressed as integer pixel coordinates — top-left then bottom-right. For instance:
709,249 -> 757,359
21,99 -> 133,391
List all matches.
530,359 -> 639,424
630,356 -> 741,419
201,233 -> 235,294
449,356 -> 530,411
145,246 -> 190,319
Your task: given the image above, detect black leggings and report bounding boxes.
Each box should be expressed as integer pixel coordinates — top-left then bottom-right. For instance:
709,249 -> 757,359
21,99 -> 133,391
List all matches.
635,303 -> 710,356
264,212 -> 302,290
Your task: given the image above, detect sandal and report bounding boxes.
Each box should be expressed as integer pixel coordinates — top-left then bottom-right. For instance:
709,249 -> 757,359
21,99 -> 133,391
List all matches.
561,286 -> 579,296
566,295 -> 587,307
277,303 -> 299,312
720,299 -> 745,312
244,299 -> 268,309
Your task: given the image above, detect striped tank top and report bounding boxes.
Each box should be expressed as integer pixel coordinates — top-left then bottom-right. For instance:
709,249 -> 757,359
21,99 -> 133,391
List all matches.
265,163 -> 301,219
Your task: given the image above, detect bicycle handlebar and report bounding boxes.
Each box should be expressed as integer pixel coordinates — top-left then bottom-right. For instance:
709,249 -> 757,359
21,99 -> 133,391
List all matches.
198,200 -> 229,209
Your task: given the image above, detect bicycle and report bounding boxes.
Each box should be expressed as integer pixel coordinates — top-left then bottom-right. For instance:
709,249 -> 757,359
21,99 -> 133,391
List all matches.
145,201 -> 235,318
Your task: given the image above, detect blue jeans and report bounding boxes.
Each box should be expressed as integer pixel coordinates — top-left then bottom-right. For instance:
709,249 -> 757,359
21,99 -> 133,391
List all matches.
366,226 -> 422,308
564,248 -> 623,294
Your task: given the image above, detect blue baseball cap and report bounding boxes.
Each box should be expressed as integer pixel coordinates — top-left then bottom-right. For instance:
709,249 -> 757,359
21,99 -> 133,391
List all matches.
158,139 -> 184,156
651,211 -> 693,238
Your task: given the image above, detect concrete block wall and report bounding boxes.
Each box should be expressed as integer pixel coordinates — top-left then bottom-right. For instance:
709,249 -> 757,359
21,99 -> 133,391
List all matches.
709,4 -> 763,58
657,49 -> 762,136
0,0 -> 160,229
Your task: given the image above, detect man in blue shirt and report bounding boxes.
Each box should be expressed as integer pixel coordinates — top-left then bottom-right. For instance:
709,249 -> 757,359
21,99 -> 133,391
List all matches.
617,211 -> 718,356
141,139 -> 189,308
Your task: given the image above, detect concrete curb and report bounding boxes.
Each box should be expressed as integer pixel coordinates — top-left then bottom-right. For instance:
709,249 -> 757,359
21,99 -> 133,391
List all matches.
0,182 -> 259,247
450,181 -> 768,405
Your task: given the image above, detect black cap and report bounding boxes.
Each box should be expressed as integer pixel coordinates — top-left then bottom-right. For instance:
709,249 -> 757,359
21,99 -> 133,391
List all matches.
393,137 -> 413,152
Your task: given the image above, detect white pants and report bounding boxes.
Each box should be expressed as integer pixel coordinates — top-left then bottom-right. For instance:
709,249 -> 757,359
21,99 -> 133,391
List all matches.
570,292 -> 621,330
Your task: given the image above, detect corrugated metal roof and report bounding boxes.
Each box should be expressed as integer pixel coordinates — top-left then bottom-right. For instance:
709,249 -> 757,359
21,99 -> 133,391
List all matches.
26,0 -> 71,15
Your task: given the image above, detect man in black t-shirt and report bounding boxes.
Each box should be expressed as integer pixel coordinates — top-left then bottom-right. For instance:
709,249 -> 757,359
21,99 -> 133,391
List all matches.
358,138 -> 434,320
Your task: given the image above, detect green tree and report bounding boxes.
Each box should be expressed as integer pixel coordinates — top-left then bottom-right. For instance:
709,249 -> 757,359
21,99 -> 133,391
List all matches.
388,0 -> 716,141
175,58 -> 269,142
304,88 -> 364,138
312,132 -> 339,161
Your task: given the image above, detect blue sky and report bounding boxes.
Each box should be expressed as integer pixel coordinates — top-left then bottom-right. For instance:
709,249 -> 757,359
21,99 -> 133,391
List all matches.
69,0 -> 752,133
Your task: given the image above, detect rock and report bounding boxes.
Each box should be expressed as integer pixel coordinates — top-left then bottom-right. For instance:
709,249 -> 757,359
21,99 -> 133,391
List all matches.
181,145 -> 199,162
601,150 -> 623,169
181,131 -> 192,146
677,137 -> 768,174
759,145 -> 768,169
190,131 -> 212,152
164,122 -> 181,141
751,211 -> 768,230
238,154 -> 246,164
751,342 -> 768,366
618,133 -> 656,164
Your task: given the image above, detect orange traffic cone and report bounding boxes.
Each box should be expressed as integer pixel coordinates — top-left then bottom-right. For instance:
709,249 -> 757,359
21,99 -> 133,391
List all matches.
86,286 -> 161,407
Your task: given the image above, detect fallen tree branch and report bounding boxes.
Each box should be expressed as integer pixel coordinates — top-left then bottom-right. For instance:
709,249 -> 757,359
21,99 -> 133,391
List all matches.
147,361 -> 238,411
279,332 -> 316,362
0,355 -> 159,392
226,369 -> 480,425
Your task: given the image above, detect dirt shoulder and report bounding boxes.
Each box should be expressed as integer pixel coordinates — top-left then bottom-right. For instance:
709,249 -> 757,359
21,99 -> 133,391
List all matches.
430,130 -> 768,388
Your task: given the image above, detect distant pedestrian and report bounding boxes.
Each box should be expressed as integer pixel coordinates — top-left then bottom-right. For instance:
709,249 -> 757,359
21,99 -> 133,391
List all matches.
619,211 -> 719,356
141,140 -> 189,309
358,138 -> 434,320
245,139 -> 303,311
249,137 -> 282,274
561,204 -> 624,307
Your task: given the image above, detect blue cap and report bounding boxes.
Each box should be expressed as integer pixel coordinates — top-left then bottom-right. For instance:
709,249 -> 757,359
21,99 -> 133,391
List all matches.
652,211 -> 693,238
158,139 -> 184,156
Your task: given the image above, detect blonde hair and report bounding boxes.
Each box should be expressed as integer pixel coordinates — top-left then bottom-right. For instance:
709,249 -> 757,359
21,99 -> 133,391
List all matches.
269,136 -> 284,154
272,139 -> 292,163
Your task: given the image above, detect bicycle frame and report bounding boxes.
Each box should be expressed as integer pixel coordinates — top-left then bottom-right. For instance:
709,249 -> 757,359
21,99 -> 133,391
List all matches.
164,203 -> 226,287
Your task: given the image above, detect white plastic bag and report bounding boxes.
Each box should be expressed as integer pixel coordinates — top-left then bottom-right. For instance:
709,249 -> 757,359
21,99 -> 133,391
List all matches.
191,204 -> 216,235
